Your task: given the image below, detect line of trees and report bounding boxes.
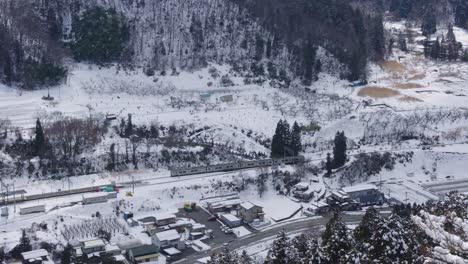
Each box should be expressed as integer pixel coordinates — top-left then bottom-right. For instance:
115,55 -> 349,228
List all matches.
270,120 -> 302,158
423,24 -> 464,61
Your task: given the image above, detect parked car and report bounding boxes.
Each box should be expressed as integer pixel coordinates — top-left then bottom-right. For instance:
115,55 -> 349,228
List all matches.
224,228 -> 233,234
208,216 -> 217,222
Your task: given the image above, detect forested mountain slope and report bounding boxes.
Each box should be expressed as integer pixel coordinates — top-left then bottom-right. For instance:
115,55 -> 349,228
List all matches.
0,0 -> 385,88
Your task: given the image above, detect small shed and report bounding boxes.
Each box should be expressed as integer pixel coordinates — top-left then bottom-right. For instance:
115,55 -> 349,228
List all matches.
220,94 -> 233,102
220,213 -> 241,228
162,247 -> 182,261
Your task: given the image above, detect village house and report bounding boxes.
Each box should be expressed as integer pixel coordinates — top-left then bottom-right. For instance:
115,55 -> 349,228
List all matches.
152,229 -> 185,250
341,184 -> 384,206
237,202 -> 264,223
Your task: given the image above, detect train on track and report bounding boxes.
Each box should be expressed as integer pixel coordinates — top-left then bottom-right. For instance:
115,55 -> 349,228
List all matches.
170,155 -> 305,177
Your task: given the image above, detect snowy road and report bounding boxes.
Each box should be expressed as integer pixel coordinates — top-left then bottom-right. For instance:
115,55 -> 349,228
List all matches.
175,210 -> 391,264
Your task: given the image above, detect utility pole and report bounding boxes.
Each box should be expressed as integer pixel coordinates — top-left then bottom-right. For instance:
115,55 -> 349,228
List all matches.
13,182 -> 15,213
132,175 -> 135,194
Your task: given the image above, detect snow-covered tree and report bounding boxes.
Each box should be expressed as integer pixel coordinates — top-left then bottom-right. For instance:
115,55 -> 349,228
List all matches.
265,230 -> 301,264
322,212 -> 352,263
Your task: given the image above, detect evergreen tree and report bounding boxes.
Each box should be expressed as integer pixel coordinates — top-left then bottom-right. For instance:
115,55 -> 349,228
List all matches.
398,32 -> 408,52
421,11 -> 437,37
431,38 -> 440,59
305,239 -> 325,263
462,48 -> 468,62
265,230 -> 300,264
125,114 -> 133,137
439,37 -> 448,60
239,250 -> 253,264
322,212 -> 352,263
447,23 -> 457,43
61,244 -> 73,264
290,122 -> 302,156
4,54 -> 13,85
354,207 -> 382,244
399,0 -> 413,18
271,120 -> 291,158
371,16 -> 386,60
208,246 -> 239,264
11,229 -> 32,258
34,118 -> 45,157
325,153 -> 333,176
333,131 -> 347,168
368,214 -> 409,262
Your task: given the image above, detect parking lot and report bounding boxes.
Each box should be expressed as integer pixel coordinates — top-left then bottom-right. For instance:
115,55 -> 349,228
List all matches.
176,207 -> 237,246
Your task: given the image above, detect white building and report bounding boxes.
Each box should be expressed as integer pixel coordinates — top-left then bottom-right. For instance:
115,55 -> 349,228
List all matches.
21,249 -> 53,264
82,193 -> 109,204
152,229 -> 184,250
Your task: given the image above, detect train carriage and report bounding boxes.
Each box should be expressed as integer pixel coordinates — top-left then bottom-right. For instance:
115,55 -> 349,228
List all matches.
170,155 -> 305,177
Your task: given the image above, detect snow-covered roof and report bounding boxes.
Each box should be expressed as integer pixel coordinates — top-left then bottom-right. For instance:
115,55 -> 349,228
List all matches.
105,244 -> 120,252
240,201 -> 261,210
192,240 -> 211,251
21,249 -> 49,260
82,239 -> 105,249
192,223 -> 206,230
18,204 -> 45,209
163,247 -> 182,255
221,213 -> 240,222
82,192 -> 109,199
154,213 -> 176,221
154,229 -> 180,242
209,199 -> 241,209
342,184 -> 378,194
295,182 -> 309,189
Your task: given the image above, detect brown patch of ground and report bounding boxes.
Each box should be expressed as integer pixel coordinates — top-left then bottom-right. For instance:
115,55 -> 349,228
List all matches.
377,61 -> 407,73
358,86 -> 400,98
393,82 -> 424,89
399,96 -> 423,102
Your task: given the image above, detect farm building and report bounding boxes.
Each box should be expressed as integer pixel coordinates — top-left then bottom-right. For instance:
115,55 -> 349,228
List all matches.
82,192 -> 109,204
342,184 -> 384,206
19,204 -> 46,215
220,213 -> 242,227
238,202 -> 264,223
21,249 -> 53,264
207,198 -> 241,213
152,229 -> 184,250
128,244 -> 160,263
